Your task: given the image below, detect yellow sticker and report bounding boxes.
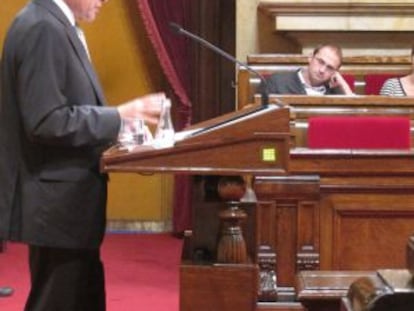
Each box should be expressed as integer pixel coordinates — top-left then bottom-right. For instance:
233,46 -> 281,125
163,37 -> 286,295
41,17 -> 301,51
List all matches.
262,148 -> 277,162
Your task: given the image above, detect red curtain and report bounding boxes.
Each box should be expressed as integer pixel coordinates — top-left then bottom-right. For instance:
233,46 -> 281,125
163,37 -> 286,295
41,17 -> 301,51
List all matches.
136,0 -> 193,233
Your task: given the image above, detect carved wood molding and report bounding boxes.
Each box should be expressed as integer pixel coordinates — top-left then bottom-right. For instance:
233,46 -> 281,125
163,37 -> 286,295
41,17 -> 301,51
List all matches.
258,2 -> 414,17
247,54 -> 411,65
258,245 -> 278,302
257,1 -> 414,36
297,245 -> 320,271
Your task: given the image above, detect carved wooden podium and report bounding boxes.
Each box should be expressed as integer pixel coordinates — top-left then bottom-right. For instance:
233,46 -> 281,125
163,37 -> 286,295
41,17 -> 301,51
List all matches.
101,104 -> 291,311
102,104 -> 290,176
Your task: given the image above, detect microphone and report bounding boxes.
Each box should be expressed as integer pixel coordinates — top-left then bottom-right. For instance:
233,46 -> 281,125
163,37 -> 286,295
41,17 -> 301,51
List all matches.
169,22 -> 269,107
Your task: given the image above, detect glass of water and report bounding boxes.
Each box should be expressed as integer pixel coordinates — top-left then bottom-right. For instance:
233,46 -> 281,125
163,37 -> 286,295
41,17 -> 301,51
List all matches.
118,118 -> 146,150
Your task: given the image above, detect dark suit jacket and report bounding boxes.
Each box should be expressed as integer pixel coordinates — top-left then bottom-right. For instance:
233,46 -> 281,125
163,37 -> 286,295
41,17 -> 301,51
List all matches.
0,0 -> 121,249
259,70 -> 344,95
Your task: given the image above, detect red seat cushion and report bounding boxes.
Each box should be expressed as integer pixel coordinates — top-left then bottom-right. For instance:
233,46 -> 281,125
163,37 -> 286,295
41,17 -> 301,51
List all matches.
308,116 -> 411,149
364,74 -> 400,95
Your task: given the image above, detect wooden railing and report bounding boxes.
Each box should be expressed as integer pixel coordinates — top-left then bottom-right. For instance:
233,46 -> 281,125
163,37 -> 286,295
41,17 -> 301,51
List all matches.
259,95 -> 414,148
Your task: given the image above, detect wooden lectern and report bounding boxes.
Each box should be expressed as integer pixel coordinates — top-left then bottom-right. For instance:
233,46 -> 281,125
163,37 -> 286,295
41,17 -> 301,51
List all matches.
101,104 -> 291,311
101,104 -> 289,176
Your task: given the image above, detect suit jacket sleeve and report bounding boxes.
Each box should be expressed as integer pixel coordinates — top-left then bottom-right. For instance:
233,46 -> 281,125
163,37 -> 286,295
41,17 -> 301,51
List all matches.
15,20 -> 120,148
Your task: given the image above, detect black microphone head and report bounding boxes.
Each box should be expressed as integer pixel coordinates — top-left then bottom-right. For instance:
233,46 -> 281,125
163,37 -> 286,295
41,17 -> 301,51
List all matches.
168,22 -> 182,34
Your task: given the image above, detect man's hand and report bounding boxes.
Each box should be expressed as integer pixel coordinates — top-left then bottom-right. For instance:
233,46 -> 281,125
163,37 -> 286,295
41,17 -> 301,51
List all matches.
329,72 -> 355,95
117,92 -> 165,125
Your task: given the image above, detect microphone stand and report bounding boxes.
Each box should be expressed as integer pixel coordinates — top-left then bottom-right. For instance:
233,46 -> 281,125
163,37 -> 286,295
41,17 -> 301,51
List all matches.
169,22 -> 270,107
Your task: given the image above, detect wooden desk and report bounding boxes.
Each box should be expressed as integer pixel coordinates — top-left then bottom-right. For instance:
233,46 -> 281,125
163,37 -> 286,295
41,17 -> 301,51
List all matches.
260,95 -> 414,148
298,269 -> 414,311
296,270 -> 382,311
248,96 -> 414,292
254,149 -> 414,289
340,269 -> 414,311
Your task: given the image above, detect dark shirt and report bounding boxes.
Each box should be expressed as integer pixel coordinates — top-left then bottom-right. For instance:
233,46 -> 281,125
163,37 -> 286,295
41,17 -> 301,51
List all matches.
258,70 -> 344,95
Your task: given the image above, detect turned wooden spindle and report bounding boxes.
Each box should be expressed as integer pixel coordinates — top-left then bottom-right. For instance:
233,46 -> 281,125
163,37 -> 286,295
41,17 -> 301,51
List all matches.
216,176 -> 249,264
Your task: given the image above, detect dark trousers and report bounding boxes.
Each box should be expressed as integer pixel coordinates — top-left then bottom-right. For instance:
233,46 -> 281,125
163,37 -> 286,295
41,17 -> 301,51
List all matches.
24,245 -> 105,311
0,239 -> 5,252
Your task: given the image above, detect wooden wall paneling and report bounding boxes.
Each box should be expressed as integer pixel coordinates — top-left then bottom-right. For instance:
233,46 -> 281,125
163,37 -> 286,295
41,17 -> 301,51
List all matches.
254,176 -> 321,288
313,172 -> 414,272
257,201 -> 278,252
180,263 -> 258,311
276,200 -> 299,287
252,155 -> 414,292
256,201 -> 279,302
190,0 -> 236,124
330,193 -> 414,270
319,194 -> 335,270
296,200 -> 320,271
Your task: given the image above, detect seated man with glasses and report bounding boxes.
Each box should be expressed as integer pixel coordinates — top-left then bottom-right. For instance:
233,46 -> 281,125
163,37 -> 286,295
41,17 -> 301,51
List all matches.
258,44 -> 354,95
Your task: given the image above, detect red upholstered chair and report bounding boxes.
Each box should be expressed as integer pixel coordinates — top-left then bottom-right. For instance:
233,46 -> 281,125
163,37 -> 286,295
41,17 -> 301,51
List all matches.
308,116 -> 411,149
364,74 -> 400,95
343,74 -> 356,92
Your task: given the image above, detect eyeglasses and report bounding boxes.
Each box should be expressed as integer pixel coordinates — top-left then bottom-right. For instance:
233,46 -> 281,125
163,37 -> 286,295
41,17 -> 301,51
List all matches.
313,56 -> 337,73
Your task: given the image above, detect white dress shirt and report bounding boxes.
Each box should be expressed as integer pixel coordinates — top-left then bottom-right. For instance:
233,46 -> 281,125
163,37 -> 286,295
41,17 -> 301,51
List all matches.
52,0 -> 90,58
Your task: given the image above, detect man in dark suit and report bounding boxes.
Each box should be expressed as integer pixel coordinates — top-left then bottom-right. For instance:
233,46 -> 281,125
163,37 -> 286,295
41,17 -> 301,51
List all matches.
0,0 -> 164,310
259,44 -> 354,95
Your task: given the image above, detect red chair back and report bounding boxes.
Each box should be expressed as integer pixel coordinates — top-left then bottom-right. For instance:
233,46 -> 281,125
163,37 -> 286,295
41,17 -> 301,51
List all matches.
364,74 -> 400,95
308,116 -> 411,149
343,74 -> 356,92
